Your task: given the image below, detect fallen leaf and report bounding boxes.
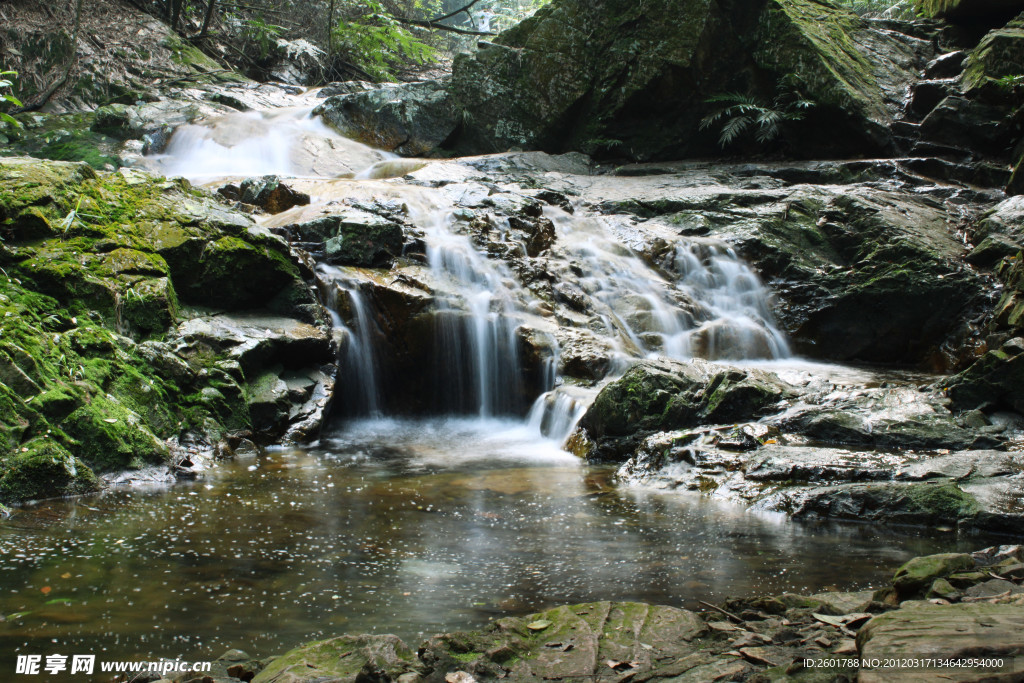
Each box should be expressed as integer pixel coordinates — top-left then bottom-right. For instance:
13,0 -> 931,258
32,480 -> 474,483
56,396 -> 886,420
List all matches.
60,573 -> 71,579
103,418 -> 118,424
40,586 -> 51,595
527,619 -> 552,631
812,613 -> 845,628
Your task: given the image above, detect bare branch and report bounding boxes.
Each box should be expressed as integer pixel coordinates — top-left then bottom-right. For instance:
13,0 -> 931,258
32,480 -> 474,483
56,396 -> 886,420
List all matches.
426,0 -> 485,24
397,17 -> 495,36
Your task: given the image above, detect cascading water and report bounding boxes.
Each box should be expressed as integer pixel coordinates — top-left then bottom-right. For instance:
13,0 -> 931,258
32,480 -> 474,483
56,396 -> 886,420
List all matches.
666,242 -> 791,360
415,205 -> 530,418
317,265 -> 383,418
145,104 -> 389,179
147,100 -> 791,444
543,207 -> 789,364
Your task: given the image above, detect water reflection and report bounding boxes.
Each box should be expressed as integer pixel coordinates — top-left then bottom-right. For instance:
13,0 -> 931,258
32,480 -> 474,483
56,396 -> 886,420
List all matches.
0,419 -> 983,674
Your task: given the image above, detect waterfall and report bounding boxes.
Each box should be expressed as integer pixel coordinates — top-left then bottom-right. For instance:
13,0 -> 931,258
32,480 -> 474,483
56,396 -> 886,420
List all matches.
146,100 -> 793,441
666,242 -> 791,360
545,208 -> 789,363
317,265 -> 382,418
422,211 -> 528,418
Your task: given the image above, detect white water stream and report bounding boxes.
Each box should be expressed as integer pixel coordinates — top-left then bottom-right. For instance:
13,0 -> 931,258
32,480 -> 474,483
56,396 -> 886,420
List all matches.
146,99 -> 791,446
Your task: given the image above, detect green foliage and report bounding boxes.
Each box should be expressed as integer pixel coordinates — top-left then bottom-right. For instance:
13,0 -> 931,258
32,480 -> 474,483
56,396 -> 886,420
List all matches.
333,1 -> 435,81
1,70 -> 23,128
700,76 -> 814,149
241,15 -> 286,59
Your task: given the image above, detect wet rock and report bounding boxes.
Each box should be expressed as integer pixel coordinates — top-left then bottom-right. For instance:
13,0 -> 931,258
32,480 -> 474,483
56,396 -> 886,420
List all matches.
239,176 -> 311,215
92,100 -> 202,152
418,602 -> 708,683
252,634 -> 418,683
176,313 -> 331,376
443,0 -> 923,160
857,604 -> 1024,682
0,438 -> 99,502
893,553 -> 975,597
962,16 -> 1024,98
777,385 -> 1000,451
918,96 -> 1015,157
576,359 -> 794,461
314,80 -> 457,157
288,211 -> 405,267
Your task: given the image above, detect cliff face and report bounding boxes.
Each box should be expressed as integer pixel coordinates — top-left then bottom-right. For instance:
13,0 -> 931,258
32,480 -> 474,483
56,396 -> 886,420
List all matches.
442,0 -> 924,160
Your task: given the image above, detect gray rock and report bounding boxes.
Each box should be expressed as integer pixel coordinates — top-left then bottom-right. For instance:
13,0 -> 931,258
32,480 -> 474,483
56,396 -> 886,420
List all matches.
857,604 -> 1024,682
314,80 -> 457,157
239,175 -> 310,214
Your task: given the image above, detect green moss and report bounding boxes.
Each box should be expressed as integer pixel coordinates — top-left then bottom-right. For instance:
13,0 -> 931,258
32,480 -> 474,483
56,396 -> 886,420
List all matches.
0,437 -> 99,502
0,158 -> 312,502
62,395 -> 168,472
905,482 -> 980,521
452,652 -> 482,663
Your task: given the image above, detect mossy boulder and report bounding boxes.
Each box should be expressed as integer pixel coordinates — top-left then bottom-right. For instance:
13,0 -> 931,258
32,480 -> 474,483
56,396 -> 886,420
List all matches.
0,158 -> 327,504
577,359 -> 792,461
438,0 -> 921,160
0,438 -> 99,501
251,634 -> 418,683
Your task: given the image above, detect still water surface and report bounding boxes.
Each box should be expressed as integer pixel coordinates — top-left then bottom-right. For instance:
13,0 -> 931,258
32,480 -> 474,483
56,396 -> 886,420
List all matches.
0,418 -> 983,672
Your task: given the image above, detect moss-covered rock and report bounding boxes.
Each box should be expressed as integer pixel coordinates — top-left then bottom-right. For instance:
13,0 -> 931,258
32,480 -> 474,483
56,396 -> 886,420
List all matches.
893,553 -> 976,597
577,359 -> 793,461
437,0 -> 921,160
0,158 -> 328,504
252,634 -> 418,683
0,438 -> 99,501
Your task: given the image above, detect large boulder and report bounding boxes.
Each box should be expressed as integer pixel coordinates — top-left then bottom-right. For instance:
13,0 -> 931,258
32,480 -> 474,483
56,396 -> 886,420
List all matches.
440,0 -> 924,160
915,0 -> 1024,22
576,359 -> 793,461
314,80 -> 458,157
0,158 -> 331,504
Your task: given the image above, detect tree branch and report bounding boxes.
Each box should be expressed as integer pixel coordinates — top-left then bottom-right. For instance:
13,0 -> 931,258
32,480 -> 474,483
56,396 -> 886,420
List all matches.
425,0 -> 485,24
397,17 -> 494,36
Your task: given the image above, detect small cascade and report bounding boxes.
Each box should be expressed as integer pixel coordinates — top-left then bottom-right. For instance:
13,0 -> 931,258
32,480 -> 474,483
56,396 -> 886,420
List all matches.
146,106 -> 388,180
526,387 -> 590,444
666,243 -> 791,360
421,210 -> 529,418
545,208 -> 789,362
317,265 -> 383,418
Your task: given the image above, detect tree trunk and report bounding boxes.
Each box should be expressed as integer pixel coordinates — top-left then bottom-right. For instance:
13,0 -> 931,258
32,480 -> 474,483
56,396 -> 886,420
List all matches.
170,0 -> 183,30
327,0 -> 336,57
200,0 -> 217,38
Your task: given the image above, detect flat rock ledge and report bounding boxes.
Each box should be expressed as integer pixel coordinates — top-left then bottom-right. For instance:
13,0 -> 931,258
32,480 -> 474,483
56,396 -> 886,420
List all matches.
163,546 -> 1024,683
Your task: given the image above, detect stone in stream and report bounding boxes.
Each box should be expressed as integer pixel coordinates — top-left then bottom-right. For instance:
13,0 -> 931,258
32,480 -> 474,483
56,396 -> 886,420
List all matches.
314,80 -> 458,158
287,211 -> 406,267
575,359 -> 796,461
240,175 -> 311,215
893,553 -> 975,598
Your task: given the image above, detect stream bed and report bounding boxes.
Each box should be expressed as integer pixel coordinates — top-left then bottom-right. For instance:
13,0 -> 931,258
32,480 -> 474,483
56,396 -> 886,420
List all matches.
0,417 -> 989,668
